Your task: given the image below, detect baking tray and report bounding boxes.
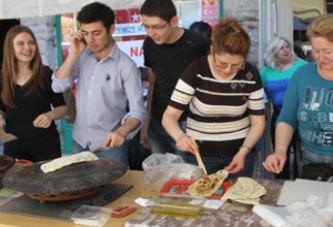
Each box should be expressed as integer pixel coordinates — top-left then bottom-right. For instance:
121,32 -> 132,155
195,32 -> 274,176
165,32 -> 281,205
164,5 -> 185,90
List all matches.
160,180 -> 231,199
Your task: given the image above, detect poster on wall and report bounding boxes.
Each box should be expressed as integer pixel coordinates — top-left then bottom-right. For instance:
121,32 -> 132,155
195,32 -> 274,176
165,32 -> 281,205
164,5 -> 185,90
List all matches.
60,13 -> 76,61
60,9 -> 146,67
113,8 -> 147,67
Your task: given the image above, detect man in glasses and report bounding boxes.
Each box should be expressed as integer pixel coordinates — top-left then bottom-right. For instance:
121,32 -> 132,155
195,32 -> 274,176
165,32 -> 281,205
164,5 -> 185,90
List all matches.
52,2 -> 146,166
139,0 -> 211,159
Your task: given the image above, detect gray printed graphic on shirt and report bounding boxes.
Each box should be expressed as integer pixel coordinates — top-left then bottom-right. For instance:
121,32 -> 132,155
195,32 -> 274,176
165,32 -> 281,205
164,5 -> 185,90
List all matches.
300,87 -> 333,147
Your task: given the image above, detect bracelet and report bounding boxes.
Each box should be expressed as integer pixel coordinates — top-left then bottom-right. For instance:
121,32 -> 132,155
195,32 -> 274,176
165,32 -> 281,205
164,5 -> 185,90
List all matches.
239,144 -> 251,153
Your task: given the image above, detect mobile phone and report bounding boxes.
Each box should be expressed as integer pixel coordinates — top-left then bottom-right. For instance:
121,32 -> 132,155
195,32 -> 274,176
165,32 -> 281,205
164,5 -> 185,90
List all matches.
82,38 -> 87,45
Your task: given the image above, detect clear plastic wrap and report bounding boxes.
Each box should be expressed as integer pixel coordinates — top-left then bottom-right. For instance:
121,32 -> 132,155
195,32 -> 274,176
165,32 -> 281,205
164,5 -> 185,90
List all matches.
142,153 -> 202,189
283,193 -> 333,227
253,192 -> 333,227
71,205 -> 112,227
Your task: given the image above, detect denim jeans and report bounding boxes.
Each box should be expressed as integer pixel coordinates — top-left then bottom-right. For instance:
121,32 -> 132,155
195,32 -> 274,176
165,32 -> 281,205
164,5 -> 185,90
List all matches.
186,151 -> 257,178
72,140 -> 129,166
148,116 -> 187,161
301,145 -> 333,166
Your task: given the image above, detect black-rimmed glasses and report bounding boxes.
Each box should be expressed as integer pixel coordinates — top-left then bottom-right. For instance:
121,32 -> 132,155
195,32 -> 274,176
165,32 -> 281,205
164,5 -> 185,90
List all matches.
141,21 -> 169,32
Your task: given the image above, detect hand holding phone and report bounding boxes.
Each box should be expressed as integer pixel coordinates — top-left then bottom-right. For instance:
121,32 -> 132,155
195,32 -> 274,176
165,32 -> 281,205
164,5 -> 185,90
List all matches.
69,31 -> 87,55
82,38 -> 87,45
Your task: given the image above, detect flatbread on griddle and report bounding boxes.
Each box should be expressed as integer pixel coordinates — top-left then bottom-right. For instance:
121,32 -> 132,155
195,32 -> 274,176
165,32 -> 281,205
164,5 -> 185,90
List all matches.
40,151 -> 99,173
187,170 -> 229,197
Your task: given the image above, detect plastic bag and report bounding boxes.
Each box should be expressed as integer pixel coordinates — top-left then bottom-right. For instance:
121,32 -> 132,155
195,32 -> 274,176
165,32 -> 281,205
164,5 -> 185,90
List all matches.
253,192 -> 333,227
142,153 -> 202,189
282,193 -> 333,227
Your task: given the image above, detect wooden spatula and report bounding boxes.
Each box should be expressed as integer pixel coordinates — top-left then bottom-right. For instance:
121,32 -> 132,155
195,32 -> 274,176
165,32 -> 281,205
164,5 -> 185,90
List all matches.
90,146 -> 103,153
0,128 -> 17,143
190,137 -> 210,181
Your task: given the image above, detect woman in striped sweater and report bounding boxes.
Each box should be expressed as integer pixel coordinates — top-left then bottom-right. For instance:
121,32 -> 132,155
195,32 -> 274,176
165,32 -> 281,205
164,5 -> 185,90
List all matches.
162,17 -> 265,177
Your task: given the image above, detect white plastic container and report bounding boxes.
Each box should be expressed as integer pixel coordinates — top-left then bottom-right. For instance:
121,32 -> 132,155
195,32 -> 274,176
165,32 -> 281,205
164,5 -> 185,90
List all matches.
71,205 -> 113,227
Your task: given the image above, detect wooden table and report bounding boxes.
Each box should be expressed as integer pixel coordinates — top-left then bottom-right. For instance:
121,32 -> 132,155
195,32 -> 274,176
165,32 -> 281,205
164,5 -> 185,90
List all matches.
0,170 -> 158,227
126,178 -> 283,227
0,170 -> 283,227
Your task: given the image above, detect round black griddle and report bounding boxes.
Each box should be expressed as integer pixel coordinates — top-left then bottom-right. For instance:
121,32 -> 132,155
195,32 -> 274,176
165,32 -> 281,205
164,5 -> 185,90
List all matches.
2,159 -> 127,194
0,155 -> 14,173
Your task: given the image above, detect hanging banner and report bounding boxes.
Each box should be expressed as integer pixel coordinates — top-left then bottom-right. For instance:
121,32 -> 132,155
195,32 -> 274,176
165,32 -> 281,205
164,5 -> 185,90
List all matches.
201,0 -> 219,30
114,8 -> 146,67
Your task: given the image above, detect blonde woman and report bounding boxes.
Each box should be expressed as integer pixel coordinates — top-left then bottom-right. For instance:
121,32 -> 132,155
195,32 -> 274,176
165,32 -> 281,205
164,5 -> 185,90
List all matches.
260,37 -> 307,179
264,14 -> 333,175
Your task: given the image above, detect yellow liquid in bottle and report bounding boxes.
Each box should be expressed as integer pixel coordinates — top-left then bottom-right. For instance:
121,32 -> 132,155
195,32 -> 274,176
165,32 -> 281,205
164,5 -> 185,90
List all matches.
151,202 -> 203,218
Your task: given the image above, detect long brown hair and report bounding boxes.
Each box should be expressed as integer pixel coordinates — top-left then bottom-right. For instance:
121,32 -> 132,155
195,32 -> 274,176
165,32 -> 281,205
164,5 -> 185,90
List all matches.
212,17 -> 251,58
1,25 -> 45,108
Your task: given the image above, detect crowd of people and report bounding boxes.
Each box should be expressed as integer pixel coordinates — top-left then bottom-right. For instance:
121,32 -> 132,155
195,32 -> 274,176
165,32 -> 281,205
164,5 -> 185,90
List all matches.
1,0 -> 332,181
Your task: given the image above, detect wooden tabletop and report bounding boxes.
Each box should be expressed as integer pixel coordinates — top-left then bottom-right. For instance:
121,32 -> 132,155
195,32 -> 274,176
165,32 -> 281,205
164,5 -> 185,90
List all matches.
0,169 -> 283,227
0,170 -> 158,227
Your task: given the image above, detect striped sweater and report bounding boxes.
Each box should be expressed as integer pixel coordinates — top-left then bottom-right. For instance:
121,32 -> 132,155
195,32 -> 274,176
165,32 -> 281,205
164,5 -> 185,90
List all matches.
169,56 -> 265,156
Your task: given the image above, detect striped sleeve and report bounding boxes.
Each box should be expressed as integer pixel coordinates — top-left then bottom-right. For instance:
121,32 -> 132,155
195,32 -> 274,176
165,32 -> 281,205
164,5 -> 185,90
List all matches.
169,58 -> 200,110
248,64 -> 265,115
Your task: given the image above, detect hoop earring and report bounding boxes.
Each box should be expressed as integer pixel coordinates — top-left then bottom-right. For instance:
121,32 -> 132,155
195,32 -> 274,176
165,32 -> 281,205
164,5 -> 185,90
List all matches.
315,61 -> 321,69
241,62 -> 245,70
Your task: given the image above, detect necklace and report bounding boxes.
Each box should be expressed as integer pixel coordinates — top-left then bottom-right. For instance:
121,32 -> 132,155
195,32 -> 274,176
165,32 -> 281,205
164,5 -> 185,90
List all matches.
278,62 -> 291,72
279,65 -> 285,71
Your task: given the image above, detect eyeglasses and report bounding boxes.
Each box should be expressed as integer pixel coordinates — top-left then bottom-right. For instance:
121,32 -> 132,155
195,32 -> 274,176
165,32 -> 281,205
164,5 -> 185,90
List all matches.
212,54 -> 244,71
141,21 -> 169,32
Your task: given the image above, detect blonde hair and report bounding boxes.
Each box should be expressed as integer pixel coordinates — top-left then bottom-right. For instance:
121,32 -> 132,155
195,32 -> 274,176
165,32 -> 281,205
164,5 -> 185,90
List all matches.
307,14 -> 333,42
212,17 -> 251,58
263,37 -> 296,69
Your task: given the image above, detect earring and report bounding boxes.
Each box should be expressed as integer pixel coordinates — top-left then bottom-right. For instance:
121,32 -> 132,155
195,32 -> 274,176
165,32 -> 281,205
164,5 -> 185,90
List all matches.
241,62 -> 245,70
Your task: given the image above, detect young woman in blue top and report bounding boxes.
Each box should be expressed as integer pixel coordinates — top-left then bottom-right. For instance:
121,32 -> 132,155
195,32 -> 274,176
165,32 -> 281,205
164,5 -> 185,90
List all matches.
260,37 -> 307,179
264,14 -> 333,175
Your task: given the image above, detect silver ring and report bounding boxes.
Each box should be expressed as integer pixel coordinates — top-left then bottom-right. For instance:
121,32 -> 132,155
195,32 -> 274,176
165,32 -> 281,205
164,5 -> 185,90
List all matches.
262,162 -> 265,166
